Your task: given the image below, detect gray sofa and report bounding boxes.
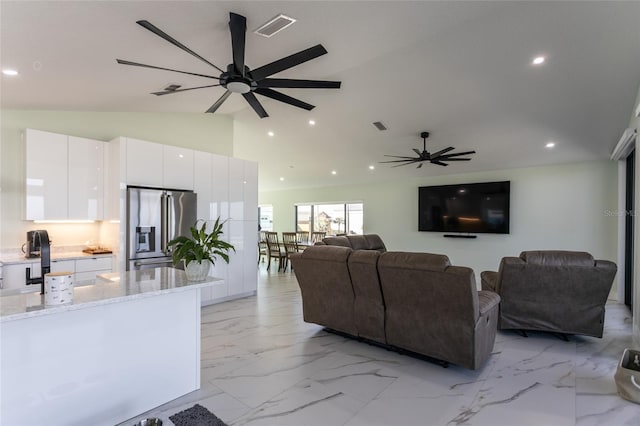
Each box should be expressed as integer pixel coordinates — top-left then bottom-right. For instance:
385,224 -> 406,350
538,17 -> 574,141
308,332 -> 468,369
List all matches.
481,251 -> 617,338
317,234 -> 387,252
290,245 -> 500,369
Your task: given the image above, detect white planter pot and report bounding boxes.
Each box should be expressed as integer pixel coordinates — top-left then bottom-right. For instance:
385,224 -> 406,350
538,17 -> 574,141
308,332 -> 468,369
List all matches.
615,348 -> 640,404
184,260 -> 210,281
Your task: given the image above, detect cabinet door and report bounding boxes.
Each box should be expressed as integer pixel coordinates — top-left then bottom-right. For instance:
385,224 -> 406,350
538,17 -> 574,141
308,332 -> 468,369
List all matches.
51,260 -> 74,274
68,137 -> 104,220
193,151 -> 213,221
25,129 -> 68,220
163,145 -> 194,190
243,220 -> 258,293
228,158 -> 244,221
226,219 -> 245,297
211,154 -> 229,221
2,263 -> 39,291
243,160 -> 258,222
125,138 -> 163,187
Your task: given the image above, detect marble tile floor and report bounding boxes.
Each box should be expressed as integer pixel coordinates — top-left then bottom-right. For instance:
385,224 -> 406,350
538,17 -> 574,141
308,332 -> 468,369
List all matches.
124,267 -> 639,426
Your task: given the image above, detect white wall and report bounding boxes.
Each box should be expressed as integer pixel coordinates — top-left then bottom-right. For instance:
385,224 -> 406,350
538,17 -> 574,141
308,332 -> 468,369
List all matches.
260,160 -> 618,283
0,110 -> 233,249
631,86 -> 640,347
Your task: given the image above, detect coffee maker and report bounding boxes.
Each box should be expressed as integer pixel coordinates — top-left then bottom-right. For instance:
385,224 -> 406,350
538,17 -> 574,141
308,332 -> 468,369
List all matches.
25,230 -> 49,258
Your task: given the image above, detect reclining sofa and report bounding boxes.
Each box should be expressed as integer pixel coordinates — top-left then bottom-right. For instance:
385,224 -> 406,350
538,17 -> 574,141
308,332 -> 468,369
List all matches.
481,251 -> 617,338
289,245 -> 500,370
316,234 -> 387,252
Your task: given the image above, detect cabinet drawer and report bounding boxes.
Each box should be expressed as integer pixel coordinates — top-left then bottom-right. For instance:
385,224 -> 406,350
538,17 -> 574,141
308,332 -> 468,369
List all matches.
75,257 -> 112,273
51,260 -> 75,273
75,269 -> 111,282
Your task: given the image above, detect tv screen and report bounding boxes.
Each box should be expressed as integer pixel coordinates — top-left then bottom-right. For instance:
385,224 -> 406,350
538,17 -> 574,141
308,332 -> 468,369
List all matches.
418,181 -> 510,234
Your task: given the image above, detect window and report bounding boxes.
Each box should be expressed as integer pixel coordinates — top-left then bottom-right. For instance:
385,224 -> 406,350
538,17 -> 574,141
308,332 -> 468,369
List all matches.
258,205 -> 273,231
295,202 -> 364,235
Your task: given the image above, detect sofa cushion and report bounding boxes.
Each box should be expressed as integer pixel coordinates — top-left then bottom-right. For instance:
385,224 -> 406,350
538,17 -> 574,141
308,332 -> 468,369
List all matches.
520,250 -> 595,267
378,251 -> 450,272
321,236 -> 352,248
348,250 -> 385,342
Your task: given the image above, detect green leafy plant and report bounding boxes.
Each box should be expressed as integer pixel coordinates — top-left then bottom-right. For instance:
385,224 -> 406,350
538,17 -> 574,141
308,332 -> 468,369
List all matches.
168,218 -> 235,267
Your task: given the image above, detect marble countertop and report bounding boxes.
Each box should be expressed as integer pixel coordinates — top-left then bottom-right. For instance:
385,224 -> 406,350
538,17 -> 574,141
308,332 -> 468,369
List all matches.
0,267 -> 220,323
0,250 -> 114,265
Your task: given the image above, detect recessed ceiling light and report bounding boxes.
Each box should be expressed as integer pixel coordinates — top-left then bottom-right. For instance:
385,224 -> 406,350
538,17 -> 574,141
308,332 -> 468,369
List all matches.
546,142 -> 556,148
279,177 -> 285,181
331,170 -> 337,175
267,131 -> 275,137
308,120 -> 316,126
532,56 -> 545,65
2,69 -> 18,76
368,165 -> 375,170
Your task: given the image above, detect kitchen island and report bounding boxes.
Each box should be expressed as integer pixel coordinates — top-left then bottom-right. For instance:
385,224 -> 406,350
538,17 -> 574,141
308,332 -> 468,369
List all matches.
0,267 -> 221,426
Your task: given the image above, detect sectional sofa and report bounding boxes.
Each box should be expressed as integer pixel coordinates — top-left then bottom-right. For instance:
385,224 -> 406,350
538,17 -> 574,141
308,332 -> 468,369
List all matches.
289,245 -> 500,370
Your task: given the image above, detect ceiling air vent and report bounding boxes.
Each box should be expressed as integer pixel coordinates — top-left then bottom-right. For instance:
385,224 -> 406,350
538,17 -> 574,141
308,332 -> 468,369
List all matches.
373,121 -> 387,131
254,14 -> 297,38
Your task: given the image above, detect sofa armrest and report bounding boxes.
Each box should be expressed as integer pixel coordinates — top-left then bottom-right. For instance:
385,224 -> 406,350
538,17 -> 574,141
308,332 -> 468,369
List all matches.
480,271 -> 498,292
477,290 -> 500,317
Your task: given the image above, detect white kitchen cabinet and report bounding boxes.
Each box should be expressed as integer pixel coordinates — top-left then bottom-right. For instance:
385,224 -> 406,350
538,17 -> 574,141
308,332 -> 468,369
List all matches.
25,129 -> 105,221
211,154 -> 229,221
226,219 -> 245,297
68,136 -> 104,220
194,151 -> 213,221
125,137 -> 163,187
163,145 -> 194,190
1,262 -> 40,292
51,259 -> 75,274
25,129 -> 68,220
243,160 -> 259,222
75,256 -> 113,282
243,220 -> 258,293
228,158 -> 245,221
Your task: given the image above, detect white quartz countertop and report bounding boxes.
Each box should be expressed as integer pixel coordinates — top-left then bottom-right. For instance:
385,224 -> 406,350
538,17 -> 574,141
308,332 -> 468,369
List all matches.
0,267 -> 220,322
0,251 -> 114,265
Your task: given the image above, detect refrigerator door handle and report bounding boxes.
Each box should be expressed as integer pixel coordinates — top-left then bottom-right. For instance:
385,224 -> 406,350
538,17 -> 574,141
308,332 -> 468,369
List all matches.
166,193 -> 173,255
161,192 -> 168,254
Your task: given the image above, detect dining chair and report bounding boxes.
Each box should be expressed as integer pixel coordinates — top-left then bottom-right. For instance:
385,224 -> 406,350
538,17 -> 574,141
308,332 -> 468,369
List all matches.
265,231 -> 287,271
296,231 -> 310,252
258,231 -> 268,264
282,232 -> 299,270
310,231 -> 326,243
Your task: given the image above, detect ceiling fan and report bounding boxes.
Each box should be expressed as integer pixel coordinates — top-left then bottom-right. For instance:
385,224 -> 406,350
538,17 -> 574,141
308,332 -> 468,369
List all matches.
116,12 -> 341,118
381,132 -> 476,168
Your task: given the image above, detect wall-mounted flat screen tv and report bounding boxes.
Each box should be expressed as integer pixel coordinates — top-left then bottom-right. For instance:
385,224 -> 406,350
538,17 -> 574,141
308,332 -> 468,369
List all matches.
418,181 -> 510,234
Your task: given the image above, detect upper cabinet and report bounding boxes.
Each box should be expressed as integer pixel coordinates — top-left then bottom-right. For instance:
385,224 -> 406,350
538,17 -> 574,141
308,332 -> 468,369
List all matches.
124,137 -> 164,187
68,136 -> 104,220
124,138 -> 194,190
25,129 -> 104,221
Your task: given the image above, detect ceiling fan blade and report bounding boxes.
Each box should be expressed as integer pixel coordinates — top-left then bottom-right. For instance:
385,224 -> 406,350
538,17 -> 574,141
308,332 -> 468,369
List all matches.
430,147 -> 455,158
431,160 -> 449,167
412,148 -> 422,156
151,84 -> 221,96
256,78 -> 341,89
417,163 -> 423,169
438,150 -> 476,158
436,158 -> 472,161
116,59 -> 219,79
380,159 -> 417,163
250,44 -> 328,81
243,92 -> 269,118
255,88 -> 315,111
383,154 -> 419,160
229,13 -> 246,77
205,90 -> 231,113
136,20 -> 224,73
391,161 -> 420,168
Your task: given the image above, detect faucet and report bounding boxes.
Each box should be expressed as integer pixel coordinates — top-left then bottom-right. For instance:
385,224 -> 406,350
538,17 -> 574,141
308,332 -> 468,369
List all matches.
25,230 -> 51,294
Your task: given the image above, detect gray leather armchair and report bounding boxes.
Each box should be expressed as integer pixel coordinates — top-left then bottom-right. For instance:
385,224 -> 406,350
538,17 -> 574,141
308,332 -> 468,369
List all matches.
481,251 -> 617,338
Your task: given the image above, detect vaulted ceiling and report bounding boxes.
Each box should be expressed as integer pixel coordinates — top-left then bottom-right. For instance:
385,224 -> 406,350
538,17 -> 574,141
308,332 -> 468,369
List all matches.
2,1 -> 639,191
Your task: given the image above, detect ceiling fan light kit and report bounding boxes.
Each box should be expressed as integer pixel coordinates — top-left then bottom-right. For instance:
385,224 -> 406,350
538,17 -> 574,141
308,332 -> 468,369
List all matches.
117,12 -> 341,118
381,131 -> 476,168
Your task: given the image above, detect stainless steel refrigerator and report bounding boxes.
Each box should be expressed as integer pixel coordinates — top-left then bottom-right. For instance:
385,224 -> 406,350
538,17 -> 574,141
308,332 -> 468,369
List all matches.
126,186 -> 197,271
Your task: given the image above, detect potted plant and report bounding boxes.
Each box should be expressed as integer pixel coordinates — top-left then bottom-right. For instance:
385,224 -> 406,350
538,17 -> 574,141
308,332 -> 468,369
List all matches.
168,218 -> 235,281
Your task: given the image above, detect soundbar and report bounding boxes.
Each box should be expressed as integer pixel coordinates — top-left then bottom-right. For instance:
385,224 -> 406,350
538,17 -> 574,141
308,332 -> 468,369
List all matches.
443,234 -> 477,239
